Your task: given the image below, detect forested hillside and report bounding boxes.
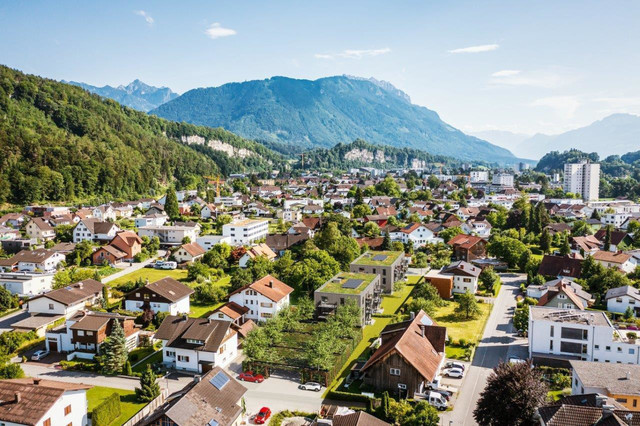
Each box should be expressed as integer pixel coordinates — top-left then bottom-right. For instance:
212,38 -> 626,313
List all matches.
0,66 -> 283,205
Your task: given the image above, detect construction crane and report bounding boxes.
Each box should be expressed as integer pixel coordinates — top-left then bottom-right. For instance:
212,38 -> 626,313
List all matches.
205,176 -> 223,198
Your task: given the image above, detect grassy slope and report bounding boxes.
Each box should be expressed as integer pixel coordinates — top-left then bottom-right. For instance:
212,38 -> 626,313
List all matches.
87,386 -> 145,426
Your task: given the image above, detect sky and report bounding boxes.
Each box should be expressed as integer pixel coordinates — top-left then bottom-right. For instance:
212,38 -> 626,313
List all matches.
1,0 -> 640,136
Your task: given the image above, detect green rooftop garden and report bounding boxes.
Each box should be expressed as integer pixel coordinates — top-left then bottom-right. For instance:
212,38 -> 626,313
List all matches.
317,272 -> 377,294
352,250 -> 403,266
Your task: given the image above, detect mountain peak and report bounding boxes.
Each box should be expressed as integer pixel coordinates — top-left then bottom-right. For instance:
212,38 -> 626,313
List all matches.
67,79 -> 178,112
343,75 -> 411,103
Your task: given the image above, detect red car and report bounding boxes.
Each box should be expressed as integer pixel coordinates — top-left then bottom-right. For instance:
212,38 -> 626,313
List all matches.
238,371 -> 265,383
254,407 -> 271,424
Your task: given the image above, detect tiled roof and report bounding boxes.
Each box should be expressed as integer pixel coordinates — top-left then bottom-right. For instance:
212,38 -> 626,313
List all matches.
29,279 -> 103,306
143,277 -> 194,302
592,251 -> 632,264
333,411 -> 390,426
154,315 -> 233,353
179,242 -> 206,257
229,275 -> 293,302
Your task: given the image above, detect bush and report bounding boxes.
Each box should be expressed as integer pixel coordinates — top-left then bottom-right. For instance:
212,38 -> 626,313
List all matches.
268,410 -> 316,426
0,330 -> 38,354
92,393 -> 121,426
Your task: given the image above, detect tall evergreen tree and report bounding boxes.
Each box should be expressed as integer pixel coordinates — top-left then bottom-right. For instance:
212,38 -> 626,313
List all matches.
381,232 -> 392,250
135,364 -> 161,402
559,233 -> 571,256
604,225 -> 612,251
97,319 -> 128,374
539,229 -> 551,254
164,187 -> 179,219
354,186 -> 364,205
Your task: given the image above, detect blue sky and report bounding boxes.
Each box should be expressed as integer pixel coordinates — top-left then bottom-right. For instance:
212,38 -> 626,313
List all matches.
1,0 -> 640,136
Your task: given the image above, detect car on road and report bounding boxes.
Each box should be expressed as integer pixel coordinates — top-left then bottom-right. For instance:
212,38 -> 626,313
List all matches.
299,382 -> 322,391
155,261 -> 177,270
431,389 -> 453,401
254,407 -> 271,424
443,367 -> 464,378
444,361 -> 465,371
237,371 -> 265,383
509,356 -> 526,364
31,350 -> 49,361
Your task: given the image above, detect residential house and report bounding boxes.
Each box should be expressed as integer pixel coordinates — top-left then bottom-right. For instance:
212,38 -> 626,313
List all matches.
605,286 -> 640,317
228,275 -> 293,322
91,245 -> 127,265
0,213 -> 27,228
45,311 -> 140,359
196,235 -> 232,251
1,249 -> 65,273
276,208 -> 302,222
265,232 -> 309,256
92,205 -> 117,221
49,242 -> 76,256
238,243 -> 277,268
535,394 -> 635,425
209,302 -> 250,326
350,251 -> 407,293
314,272 -> 382,325
222,219 -> 269,246
73,218 -> 120,243
537,280 -> 593,310
593,251 -> 636,273
595,229 -> 634,252
447,234 -> 487,262
24,218 -> 55,241
538,255 -> 584,279
0,271 -> 54,296
361,310 -> 446,399
174,242 -> 206,264
135,213 -> 168,228
26,279 -> 103,319
389,223 -> 439,247
124,277 -> 193,315
142,367 -> 247,426
200,203 -> 218,219
570,360 -> 640,411
154,315 -> 238,372
437,261 -> 481,294
424,269 -> 454,299
0,378 -> 91,426
138,225 -> 199,245
571,235 -> 601,255
109,230 -> 143,260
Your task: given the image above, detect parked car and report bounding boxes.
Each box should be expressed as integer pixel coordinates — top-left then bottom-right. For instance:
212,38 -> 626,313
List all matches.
155,261 -> 177,270
254,407 -> 271,424
432,389 -> 452,401
31,350 -> 49,361
443,368 -> 464,378
509,356 -> 526,365
299,382 -> 322,392
444,361 -> 465,371
237,371 -> 265,383
427,391 -> 449,411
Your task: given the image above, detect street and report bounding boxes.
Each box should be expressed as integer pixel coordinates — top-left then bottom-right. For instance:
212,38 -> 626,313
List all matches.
101,251 -> 164,284
0,308 -> 28,333
441,273 -> 528,425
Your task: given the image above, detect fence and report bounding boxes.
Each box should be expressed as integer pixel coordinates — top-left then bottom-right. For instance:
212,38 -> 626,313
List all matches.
121,388 -> 168,426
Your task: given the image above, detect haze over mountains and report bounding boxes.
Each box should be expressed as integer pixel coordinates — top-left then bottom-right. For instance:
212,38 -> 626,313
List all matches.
65,79 -> 178,112
473,113 -> 640,160
150,75 -> 518,164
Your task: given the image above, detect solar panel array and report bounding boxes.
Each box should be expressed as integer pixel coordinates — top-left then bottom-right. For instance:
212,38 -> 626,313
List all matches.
372,254 -> 388,261
342,279 -> 364,289
209,371 -> 230,390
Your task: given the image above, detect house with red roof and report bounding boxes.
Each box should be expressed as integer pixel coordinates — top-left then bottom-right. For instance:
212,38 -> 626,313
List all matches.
228,275 -> 293,322
447,234 -> 487,262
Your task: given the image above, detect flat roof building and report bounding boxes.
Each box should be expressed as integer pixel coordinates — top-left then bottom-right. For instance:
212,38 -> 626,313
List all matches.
314,272 -> 381,325
350,251 -> 407,293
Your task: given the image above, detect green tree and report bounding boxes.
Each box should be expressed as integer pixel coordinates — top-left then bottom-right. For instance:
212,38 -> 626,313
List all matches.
124,360 -> 133,376
230,268 -> 253,291
406,297 -> 436,316
514,307 -> 529,332
381,232 -> 392,250
571,220 -> 591,237
455,290 -> 481,319
474,361 -> 548,426
405,401 -> 439,426
352,204 -> 371,219
413,282 -> 446,306
539,229 -> 551,254
488,236 -> 529,269
96,319 -> 128,374
135,364 -> 161,402
439,226 -> 463,244
164,188 -> 179,219
559,233 -> 571,256
604,225 -> 613,251
362,221 -> 381,238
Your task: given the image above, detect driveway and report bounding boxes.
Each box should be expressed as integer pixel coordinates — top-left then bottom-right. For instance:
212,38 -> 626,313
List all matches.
0,308 -> 28,333
102,252 -> 163,284
441,273 -> 528,425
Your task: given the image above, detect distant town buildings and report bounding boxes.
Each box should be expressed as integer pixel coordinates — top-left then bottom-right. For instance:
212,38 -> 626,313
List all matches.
564,160 -> 600,201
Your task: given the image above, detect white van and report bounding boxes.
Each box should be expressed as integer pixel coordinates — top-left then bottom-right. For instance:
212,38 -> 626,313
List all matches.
427,391 -> 449,411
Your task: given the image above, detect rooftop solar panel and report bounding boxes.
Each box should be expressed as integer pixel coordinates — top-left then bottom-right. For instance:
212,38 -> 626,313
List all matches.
373,254 -> 388,261
209,371 -> 230,390
342,279 -> 364,289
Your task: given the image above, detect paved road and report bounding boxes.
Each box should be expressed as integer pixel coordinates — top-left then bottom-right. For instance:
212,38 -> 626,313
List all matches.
441,273 -> 529,425
0,308 -> 28,333
102,252 -> 163,284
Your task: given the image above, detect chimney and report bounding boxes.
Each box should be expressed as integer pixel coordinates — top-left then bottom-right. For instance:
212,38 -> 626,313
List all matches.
78,282 -> 83,289
183,314 -> 188,322
419,325 -> 425,338
146,278 -> 150,285
14,392 -> 21,403
193,375 -> 201,383
602,404 -> 615,416
410,311 -> 415,320
33,378 -> 41,385
627,371 -> 631,380
268,280 -> 273,288
595,394 -> 608,407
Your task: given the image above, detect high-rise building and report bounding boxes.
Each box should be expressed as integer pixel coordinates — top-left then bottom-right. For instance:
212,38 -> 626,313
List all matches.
563,160 -> 600,201
469,170 -> 489,183
492,173 -> 514,187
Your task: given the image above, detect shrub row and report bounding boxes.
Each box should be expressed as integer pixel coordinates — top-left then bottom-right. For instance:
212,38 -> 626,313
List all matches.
92,393 -> 121,426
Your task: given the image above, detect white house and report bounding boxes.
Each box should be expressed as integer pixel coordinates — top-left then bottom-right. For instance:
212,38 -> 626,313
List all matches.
27,279 -> 104,319
10,249 -> 65,273
528,306 -> 640,364
438,261 -> 481,294
0,378 -> 90,426
605,286 -> 640,317
228,275 -> 293,322
390,223 -> 440,247
173,242 -> 206,264
238,243 -> 277,268
222,219 -> 269,246
0,271 -> 54,296
154,315 -> 238,373
602,212 -> 632,228
124,277 -> 193,315
195,235 -> 232,251
134,213 -> 168,228
200,203 -> 218,219
592,251 -> 636,273
24,218 -> 55,241
138,225 -> 199,245
73,218 -> 120,243
92,205 -> 117,221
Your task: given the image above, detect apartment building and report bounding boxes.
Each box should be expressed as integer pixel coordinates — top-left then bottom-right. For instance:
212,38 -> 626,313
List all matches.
564,160 -> 600,201
222,219 -> 268,246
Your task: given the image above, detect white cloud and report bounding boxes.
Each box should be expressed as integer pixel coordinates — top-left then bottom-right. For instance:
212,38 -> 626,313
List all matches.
315,48 -> 391,60
490,69 -> 573,89
491,69 -> 521,77
593,97 -> 640,108
448,44 -> 499,54
205,23 -> 237,39
134,10 -> 154,26
531,96 -> 581,119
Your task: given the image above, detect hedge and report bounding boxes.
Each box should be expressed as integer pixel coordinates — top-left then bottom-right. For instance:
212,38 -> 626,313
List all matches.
326,389 -> 378,404
92,393 -> 121,426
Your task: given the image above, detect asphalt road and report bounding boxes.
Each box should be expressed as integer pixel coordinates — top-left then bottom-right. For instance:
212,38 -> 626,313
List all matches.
0,308 -> 28,333
102,252 -> 163,284
441,273 -> 529,426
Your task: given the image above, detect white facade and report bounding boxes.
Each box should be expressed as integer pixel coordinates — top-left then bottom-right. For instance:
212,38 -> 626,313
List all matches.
138,225 -> 199,244
28,297 -> 92,319
222,219 -> 269,246
196,235 -> 232,251
13,388 -> 89,426
17,252 -> 65,273
124,296 -> 190,315
229,289 -> 289,322
607,294 -> 640,316
390,225 -> 440,248
72,220 -> 120,243
470,171 -> 489,183
161,332 -> 237,372
492,173 -> 514,187
0,272 -> 54,296
134,215 -> 167,228
601,212 -> 631,228
564,161 -> 600,201
452,274 -> 479,294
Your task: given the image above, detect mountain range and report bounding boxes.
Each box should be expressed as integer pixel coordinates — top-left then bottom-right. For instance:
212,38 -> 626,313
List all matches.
474,114 -> 640,160
64,79 -> 178,112
150,75 -> 519,164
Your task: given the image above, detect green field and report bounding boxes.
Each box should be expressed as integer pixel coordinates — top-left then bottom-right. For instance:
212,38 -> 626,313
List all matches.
132,351 -> 163,374
432,301 -> 493,343
107,268 -> 189,287
87,386 -> 146,426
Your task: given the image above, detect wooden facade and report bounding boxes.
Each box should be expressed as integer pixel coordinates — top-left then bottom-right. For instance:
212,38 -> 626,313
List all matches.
363,352 -> 426,399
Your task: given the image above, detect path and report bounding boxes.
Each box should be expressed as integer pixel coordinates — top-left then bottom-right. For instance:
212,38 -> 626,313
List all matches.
441,273 -> 528,425
0,308 -> 28,333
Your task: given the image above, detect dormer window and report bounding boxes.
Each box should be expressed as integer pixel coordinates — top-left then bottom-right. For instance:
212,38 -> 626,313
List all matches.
186,339 -> 205,345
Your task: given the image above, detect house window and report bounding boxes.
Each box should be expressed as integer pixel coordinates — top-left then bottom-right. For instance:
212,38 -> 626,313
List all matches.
77,330 -> 84,336
49,303 -> 54,310
617,398 -> 628,403
549,340 -> 553,351
87,331 -> 93,336
218,313 -> 224,318
64,405 -> 72,415
177,355 -> 189,362
617,298 -> 623,303
634,400 -> 638,408
261,313 -> 272,318
390,368 -> 401,376
166,351 -> 175,358
550,326 -> 554,337
595,344 -> 599,350
606,346 -> 611,351
43,420 -> 51,426
631,348 -> 635,354
398,383 -> 407,390
136,293 -> 140,297
144,294 -> 149,300
463,278 -> 471,283
618,347 -> 623,352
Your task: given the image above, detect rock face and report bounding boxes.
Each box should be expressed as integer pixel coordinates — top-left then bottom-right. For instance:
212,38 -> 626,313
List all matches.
181,135 -> 257,159
344,148 -> 386,163
66,79 -> 178,112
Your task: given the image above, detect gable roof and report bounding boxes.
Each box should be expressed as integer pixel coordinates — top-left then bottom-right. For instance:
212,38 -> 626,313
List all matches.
28,217 -> 54,232
605,285 -> 640,301
6,248 -> 61,264
229,274 -> 293,302
179,242 -> 206,257
154,315 -> 234,353
592,251 -> 632,264
538,281 -> 589,310
361,310 -> 446,382
595,229 -> 633,246
333,411 -> 391,426
538,255 -> 584,278
243,243 -> 277,261
78,218 -> 117,234
0,379 -> 91,425
441,260 -> 481,277
29,279 -> 103,306
447,234 -> 485,249
111,230 -> 142,247
212,302 -> 250,320
95,245 -> 127,259
136,277 -> 194,302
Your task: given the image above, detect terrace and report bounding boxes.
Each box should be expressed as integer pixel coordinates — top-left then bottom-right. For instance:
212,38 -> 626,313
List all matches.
317,272 -> 377,295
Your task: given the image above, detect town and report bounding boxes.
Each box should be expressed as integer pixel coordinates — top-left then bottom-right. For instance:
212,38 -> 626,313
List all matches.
0,158 -> 639,425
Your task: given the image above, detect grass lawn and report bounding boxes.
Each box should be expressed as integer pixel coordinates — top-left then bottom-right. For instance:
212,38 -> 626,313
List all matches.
445,345 -> 467,359
189,275 -> 231,317
431,301 -> 493,344
87,386 -> 145,426
547,389 -> 567,401
107,268 -> 189,287
132,351 -> 163,373
324,276 -> 419,396
128,346 -> 155,364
